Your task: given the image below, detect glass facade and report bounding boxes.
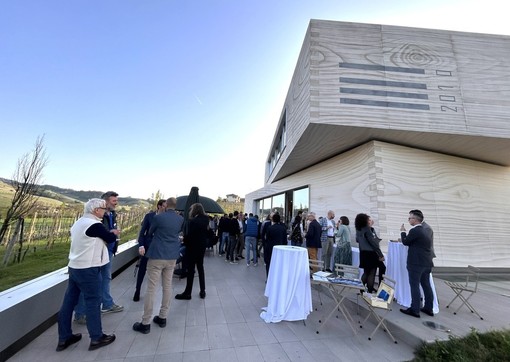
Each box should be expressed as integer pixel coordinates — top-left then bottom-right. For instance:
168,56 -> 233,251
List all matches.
255,186 -> 309,227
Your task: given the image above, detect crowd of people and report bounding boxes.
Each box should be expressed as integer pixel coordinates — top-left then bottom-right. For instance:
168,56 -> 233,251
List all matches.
55,194 -> 434,352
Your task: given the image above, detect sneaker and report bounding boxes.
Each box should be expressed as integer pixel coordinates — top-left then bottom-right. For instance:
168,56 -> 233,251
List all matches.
74,316 -> 86,325
230,261 -> 238,264
246,263 -> 250,267
101,304 -> 124,314
253,263 -> 258,267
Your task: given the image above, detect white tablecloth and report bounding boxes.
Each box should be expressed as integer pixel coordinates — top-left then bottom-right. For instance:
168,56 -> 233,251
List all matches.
386,242 -> 439,313
260,245 -> 312,323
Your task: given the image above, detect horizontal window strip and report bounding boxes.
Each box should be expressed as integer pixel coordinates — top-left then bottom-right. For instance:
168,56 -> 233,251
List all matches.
340,87 -> 428,100
339,62 -> 425,74
340,77 -> 427,89
340,98 -> 430,110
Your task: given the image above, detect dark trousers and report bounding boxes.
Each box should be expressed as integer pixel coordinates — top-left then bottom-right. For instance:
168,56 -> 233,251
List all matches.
58,267 -> 103,342
263,243 -> 273,278
408,265 -> 433,313
134,256 -> 149,295
227,235 -> 238,261
183,247 -> 206,294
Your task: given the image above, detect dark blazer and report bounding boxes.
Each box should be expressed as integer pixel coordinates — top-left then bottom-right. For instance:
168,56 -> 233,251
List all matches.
183,214 -> 209,252
137,211 -> 156,250
401,224 -> 434,268
305,219 -> 322,248
266,222 -> 288,247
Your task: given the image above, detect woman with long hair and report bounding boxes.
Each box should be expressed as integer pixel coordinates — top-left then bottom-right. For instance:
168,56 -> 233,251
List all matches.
175,203 -> 210,300
355,213 -> 384,293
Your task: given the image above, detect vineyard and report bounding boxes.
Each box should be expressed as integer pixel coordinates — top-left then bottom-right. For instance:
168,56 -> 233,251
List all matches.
0,206 -> 147,266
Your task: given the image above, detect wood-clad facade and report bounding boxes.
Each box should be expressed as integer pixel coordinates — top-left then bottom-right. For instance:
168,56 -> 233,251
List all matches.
245,20 -> 510,267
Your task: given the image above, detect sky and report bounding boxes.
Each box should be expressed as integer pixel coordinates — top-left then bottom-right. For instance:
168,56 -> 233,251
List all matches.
1,0 -> 508,201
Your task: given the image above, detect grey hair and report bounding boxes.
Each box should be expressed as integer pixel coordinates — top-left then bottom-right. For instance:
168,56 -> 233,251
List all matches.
84,198 -> 106,214
308,212 -> 316,218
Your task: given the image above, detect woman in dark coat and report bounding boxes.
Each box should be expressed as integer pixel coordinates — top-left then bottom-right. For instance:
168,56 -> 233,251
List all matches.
355,213 -> 384,293
264,213 -> 288,278
175,203 -> 210,300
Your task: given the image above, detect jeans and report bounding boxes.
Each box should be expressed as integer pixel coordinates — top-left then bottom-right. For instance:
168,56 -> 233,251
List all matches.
101,251 -> 114,309
220,232 -> 229,254
408,265 -> 434,313
322,237 -> 334,270
245,236 -> 257,264
227,235 -> 238,261
142,259 -> 176,324
58,267 -> 103,341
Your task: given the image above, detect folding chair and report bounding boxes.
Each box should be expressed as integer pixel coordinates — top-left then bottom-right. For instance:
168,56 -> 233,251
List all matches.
445,265 -> 483,320
359,275 -> 398,344
309,259 -> 325,310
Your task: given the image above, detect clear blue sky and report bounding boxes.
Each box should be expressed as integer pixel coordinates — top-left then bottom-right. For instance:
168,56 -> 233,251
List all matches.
1,0 -> 508,200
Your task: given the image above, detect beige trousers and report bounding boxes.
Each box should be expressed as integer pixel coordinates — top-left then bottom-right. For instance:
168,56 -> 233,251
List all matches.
142,259 -> 176,324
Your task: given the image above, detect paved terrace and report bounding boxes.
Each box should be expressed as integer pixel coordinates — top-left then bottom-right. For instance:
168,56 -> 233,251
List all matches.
8,252 -> 510,362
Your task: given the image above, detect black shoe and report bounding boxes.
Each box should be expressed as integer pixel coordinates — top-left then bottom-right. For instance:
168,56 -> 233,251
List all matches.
175,293 -> 191,300
133,291 -> 140,302
132,322 -> 151,334
239,255 -> 245,259
56,333 -> 82,351
153,316 -> 167,328
199,291 -> 206,299
400,308 -> 420,318
325,268 -> 332,273
89,334 -> 116,350
421,308 -> 434,317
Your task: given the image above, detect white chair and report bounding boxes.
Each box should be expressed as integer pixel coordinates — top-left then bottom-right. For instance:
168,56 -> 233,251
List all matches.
445,265 -> 483,320
359,275 -> 398,344
334,263 -> 363,315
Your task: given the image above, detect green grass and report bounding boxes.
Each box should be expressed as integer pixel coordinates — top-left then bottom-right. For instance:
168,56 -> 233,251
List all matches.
411,329 -> 510,361
0,242 -> 70,291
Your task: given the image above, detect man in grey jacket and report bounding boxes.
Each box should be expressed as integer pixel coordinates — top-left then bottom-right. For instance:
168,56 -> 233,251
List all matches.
133,197 -> 184,334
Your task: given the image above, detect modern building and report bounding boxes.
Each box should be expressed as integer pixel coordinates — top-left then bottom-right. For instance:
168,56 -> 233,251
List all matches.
245,20 -> 510,268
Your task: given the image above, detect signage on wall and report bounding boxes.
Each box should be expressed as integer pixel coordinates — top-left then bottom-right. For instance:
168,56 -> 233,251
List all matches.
339,62 -> 461,114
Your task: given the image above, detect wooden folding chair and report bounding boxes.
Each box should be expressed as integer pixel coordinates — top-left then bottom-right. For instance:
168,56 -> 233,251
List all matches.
309,259 -> 325,310
359,275 -> 398,344
445,265 -> 483,320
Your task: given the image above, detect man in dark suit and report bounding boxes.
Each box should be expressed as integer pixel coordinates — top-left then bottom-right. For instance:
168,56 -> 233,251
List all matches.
400,209 -> 434,318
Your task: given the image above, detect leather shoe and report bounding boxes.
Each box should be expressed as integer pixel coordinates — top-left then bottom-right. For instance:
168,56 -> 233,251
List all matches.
133,291 -> 140,302
56,333 -> 82,351
199,291 -> 206,299
153,316 -> 167,328
175,293 -> 191,300
421,308 -> 434,317
133,322 -> 151,334
88,334 -> 116,350
400,308 -> 420,318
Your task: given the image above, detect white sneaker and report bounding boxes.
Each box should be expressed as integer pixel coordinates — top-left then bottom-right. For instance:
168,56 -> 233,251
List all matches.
101,303 -> 124,314
253,263 -> 258,267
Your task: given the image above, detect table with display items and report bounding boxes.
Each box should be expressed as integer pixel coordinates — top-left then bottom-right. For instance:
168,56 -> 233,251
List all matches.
312,273 -> 365,334
260,245 -> 312,323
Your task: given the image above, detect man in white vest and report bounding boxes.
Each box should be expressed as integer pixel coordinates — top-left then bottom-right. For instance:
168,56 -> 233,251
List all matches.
56,198 -> 119,352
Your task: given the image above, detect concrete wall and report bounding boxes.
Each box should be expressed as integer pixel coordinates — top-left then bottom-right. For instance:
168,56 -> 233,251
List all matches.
0,240 -> 139,361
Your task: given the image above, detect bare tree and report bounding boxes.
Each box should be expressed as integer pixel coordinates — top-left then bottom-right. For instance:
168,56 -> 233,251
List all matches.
0,136 -> 48,264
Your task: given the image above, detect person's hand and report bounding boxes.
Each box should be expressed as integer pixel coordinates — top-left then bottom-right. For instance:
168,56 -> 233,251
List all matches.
400,223 -> 406,232
138,246 -> 145,256
379,256 -> 385,262
111,229 -> 120,236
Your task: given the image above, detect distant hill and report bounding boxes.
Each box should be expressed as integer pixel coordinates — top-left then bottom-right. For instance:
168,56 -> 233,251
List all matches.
0,178 -> 150,209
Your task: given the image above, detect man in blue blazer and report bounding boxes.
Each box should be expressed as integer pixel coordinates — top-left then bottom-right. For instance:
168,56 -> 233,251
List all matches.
400,209 -> 434,318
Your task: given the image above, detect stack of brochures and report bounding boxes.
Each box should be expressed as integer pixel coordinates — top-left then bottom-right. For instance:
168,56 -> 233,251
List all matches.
312,271 -> 333,281
326,277 -> 364,288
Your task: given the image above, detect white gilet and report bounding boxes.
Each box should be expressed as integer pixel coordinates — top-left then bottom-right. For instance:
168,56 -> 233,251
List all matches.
68,214 -> 109,269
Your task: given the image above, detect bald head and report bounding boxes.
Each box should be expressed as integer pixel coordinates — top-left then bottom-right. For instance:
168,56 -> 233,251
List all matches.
166,197 -> 177,209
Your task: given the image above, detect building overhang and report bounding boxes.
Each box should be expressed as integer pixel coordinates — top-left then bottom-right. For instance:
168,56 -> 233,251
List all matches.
271,124 -> 510,182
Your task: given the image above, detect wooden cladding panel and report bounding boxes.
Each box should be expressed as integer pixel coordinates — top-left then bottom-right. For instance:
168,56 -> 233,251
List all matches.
247,141 -> 510,267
